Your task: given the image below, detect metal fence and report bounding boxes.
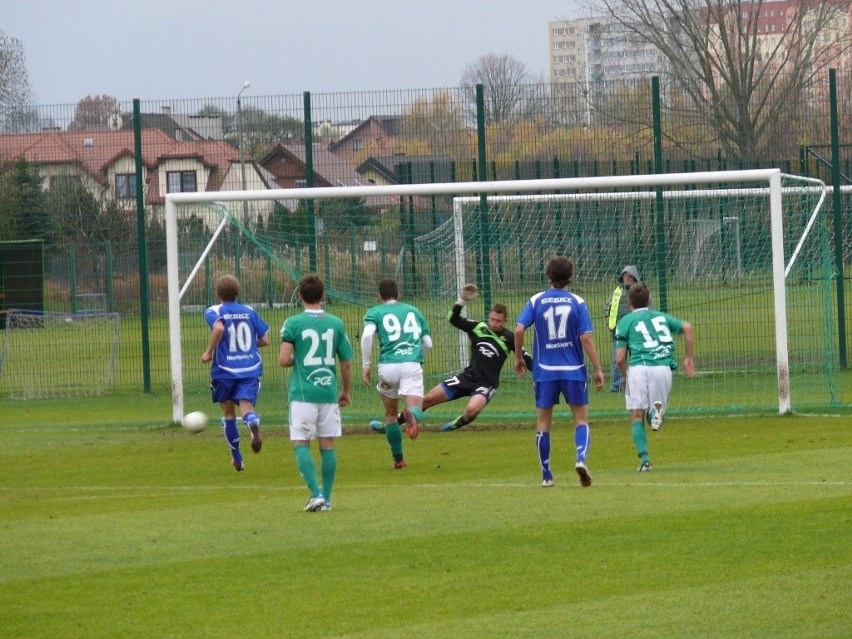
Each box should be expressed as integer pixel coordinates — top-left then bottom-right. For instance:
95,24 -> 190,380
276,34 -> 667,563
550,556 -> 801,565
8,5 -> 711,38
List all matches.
0,70 -> 850,401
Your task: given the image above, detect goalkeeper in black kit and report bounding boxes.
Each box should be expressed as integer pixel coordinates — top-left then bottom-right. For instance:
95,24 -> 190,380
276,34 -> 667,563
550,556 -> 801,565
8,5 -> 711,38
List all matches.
372,284 -> 532,433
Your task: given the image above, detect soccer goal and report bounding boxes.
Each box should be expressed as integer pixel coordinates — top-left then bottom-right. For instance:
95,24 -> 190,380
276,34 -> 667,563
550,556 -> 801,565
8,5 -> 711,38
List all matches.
165,169 -> 837,423
0,309 -> 120,399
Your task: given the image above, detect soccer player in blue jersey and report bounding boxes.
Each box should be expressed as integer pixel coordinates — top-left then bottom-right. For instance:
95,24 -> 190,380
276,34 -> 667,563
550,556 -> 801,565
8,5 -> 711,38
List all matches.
201,274 -> 271,472
514,256 -> 604,488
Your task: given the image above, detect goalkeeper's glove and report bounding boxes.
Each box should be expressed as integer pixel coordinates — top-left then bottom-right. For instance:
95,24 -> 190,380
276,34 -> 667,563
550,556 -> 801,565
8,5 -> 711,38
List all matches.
456,283 -> 478,306
523,352 -> 533,372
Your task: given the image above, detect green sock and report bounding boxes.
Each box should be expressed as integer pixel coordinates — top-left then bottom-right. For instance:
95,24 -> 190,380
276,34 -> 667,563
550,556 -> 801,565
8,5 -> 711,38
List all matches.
320,448 -> 337,504
409,405 -> 424,423
631,421 -> 650,462
293,445 -> 320,496
385,423 -> 403,458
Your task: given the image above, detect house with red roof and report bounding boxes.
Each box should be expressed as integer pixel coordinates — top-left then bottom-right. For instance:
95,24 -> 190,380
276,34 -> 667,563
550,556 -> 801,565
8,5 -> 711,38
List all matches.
0,128 -> 274,217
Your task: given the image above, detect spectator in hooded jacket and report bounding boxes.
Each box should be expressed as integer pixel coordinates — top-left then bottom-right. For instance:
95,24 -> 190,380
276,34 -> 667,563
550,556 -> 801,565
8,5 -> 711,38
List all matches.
604,265 -> 642,392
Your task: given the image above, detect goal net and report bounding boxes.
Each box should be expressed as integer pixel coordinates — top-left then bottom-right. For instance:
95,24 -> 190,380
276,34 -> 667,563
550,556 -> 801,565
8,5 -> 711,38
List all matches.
0,310 -> 120,399
165,169 -> 840,423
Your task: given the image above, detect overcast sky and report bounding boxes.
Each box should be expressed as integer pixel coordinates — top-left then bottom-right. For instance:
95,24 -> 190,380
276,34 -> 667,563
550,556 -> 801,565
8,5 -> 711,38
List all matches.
5,0 -> 585,106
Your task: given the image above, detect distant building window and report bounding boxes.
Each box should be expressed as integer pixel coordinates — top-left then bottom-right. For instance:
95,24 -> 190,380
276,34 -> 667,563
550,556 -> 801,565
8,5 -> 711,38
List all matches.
49,175 -> 82,191
167,170 -> 197,193
353,138 -> 364,151
295,179 -> 307,188
116,173 -> 136,199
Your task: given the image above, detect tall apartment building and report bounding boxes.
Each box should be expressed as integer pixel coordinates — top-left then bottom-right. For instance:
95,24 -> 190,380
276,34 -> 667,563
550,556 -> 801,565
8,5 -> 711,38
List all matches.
549,17 -> 663,85
549,2 -> 852,124
548,16 -> 664,126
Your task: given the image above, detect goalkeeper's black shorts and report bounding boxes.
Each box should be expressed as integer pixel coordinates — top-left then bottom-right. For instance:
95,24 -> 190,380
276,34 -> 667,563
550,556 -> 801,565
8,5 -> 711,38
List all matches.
439,371 -> 497,403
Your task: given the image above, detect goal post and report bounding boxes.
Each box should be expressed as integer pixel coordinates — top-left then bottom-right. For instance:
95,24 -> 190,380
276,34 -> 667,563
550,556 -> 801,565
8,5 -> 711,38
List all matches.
165,169 -> 834,423
0,309 -> 120,399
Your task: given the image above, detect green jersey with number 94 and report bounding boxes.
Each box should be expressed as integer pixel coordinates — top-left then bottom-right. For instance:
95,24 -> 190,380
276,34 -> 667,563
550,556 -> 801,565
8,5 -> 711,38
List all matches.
281,309 -> 353,403
364,302 -> 431,364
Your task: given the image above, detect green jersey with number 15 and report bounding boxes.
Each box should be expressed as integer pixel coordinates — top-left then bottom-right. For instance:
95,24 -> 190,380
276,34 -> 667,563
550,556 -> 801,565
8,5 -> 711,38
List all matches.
615,307 -> 685,370
280,309 -> 354,404
364,301 -> 431,364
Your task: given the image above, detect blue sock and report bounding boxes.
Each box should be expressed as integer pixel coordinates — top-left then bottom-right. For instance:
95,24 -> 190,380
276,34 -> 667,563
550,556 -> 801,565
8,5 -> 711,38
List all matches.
242,411 -> 259,427
223,418 -> 242,464
575,424 -> 590,464
536,431 -> 552,480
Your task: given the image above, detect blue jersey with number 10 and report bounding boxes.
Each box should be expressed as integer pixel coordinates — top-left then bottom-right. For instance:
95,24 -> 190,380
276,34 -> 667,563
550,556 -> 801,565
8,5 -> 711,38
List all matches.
516,288 -> 594,382
204,301 -> 269,380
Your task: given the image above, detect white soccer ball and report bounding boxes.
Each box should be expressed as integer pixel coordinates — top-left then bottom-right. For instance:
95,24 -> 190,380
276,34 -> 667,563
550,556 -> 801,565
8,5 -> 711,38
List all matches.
182,411 -> 208,433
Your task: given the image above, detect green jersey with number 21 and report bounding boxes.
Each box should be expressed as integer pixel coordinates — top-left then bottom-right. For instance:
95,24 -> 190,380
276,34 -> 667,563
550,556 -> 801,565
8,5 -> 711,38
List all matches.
615,308 -> 685,370
281,309 -> 353,404
364,302 -> 431,364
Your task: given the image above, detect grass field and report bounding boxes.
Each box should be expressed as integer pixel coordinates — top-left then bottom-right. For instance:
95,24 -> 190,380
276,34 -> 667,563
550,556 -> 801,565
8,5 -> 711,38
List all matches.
1,394 -> 850,638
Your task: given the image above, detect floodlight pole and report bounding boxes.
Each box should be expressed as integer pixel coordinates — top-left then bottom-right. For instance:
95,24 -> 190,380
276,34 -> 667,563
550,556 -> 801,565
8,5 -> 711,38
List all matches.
236,80 -> 251,198
235,81 -> 251,278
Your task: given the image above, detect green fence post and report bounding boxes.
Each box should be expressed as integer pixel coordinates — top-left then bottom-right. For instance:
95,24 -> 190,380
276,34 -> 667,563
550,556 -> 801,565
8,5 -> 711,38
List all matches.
828,69 -> 848,369
69,243 -> 77,313
429,160 -> 441,291
303,91 -> 317,274
132,99 -> 152,392
476,84 -> 492,311
350,232 -> 357,299
651,76 -> 668,312
233,232 -> 241,281
104,241 -> 114,312
266,255 -> 274,308
323,235 -> 331,293
515,160 -> 525,283
205,256 -> 212,307
406,162 -> 416,290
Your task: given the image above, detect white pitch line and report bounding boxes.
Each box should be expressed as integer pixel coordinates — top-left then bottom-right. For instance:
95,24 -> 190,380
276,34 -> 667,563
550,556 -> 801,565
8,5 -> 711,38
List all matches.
3,478 -> 848,496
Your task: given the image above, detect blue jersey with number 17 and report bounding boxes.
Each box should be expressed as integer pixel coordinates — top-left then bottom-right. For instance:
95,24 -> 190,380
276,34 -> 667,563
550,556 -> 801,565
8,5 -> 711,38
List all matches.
516,288 -> 594,382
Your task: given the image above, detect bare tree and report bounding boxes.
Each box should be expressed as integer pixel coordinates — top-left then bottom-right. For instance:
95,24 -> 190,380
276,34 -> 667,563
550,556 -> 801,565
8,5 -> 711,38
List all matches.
68,94 -> 121,130
402,90 -> 468,155
0,31 -> 35,133
590,0 -> 852,158
460,53 -> 541,125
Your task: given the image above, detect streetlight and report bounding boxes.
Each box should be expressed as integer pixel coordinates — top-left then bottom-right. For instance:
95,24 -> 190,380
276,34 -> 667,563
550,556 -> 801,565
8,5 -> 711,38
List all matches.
235,81 -> 251,279
236,80 -> 251,195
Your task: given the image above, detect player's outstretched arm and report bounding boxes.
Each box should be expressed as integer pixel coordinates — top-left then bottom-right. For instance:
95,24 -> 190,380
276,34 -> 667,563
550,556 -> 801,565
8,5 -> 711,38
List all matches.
449,284 -> 479,330
457,283 -> 478,306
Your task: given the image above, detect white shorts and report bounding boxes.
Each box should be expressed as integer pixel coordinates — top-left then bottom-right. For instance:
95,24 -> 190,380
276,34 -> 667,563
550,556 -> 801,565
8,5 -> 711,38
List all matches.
288,401 -> 342,440
375,362 -> 424,399
625,365 -> 672,412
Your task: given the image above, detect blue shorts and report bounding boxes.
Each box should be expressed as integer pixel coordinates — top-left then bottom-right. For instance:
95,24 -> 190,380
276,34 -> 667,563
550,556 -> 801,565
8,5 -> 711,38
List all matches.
211,377 -> 261,405
534,379 -> 588,409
